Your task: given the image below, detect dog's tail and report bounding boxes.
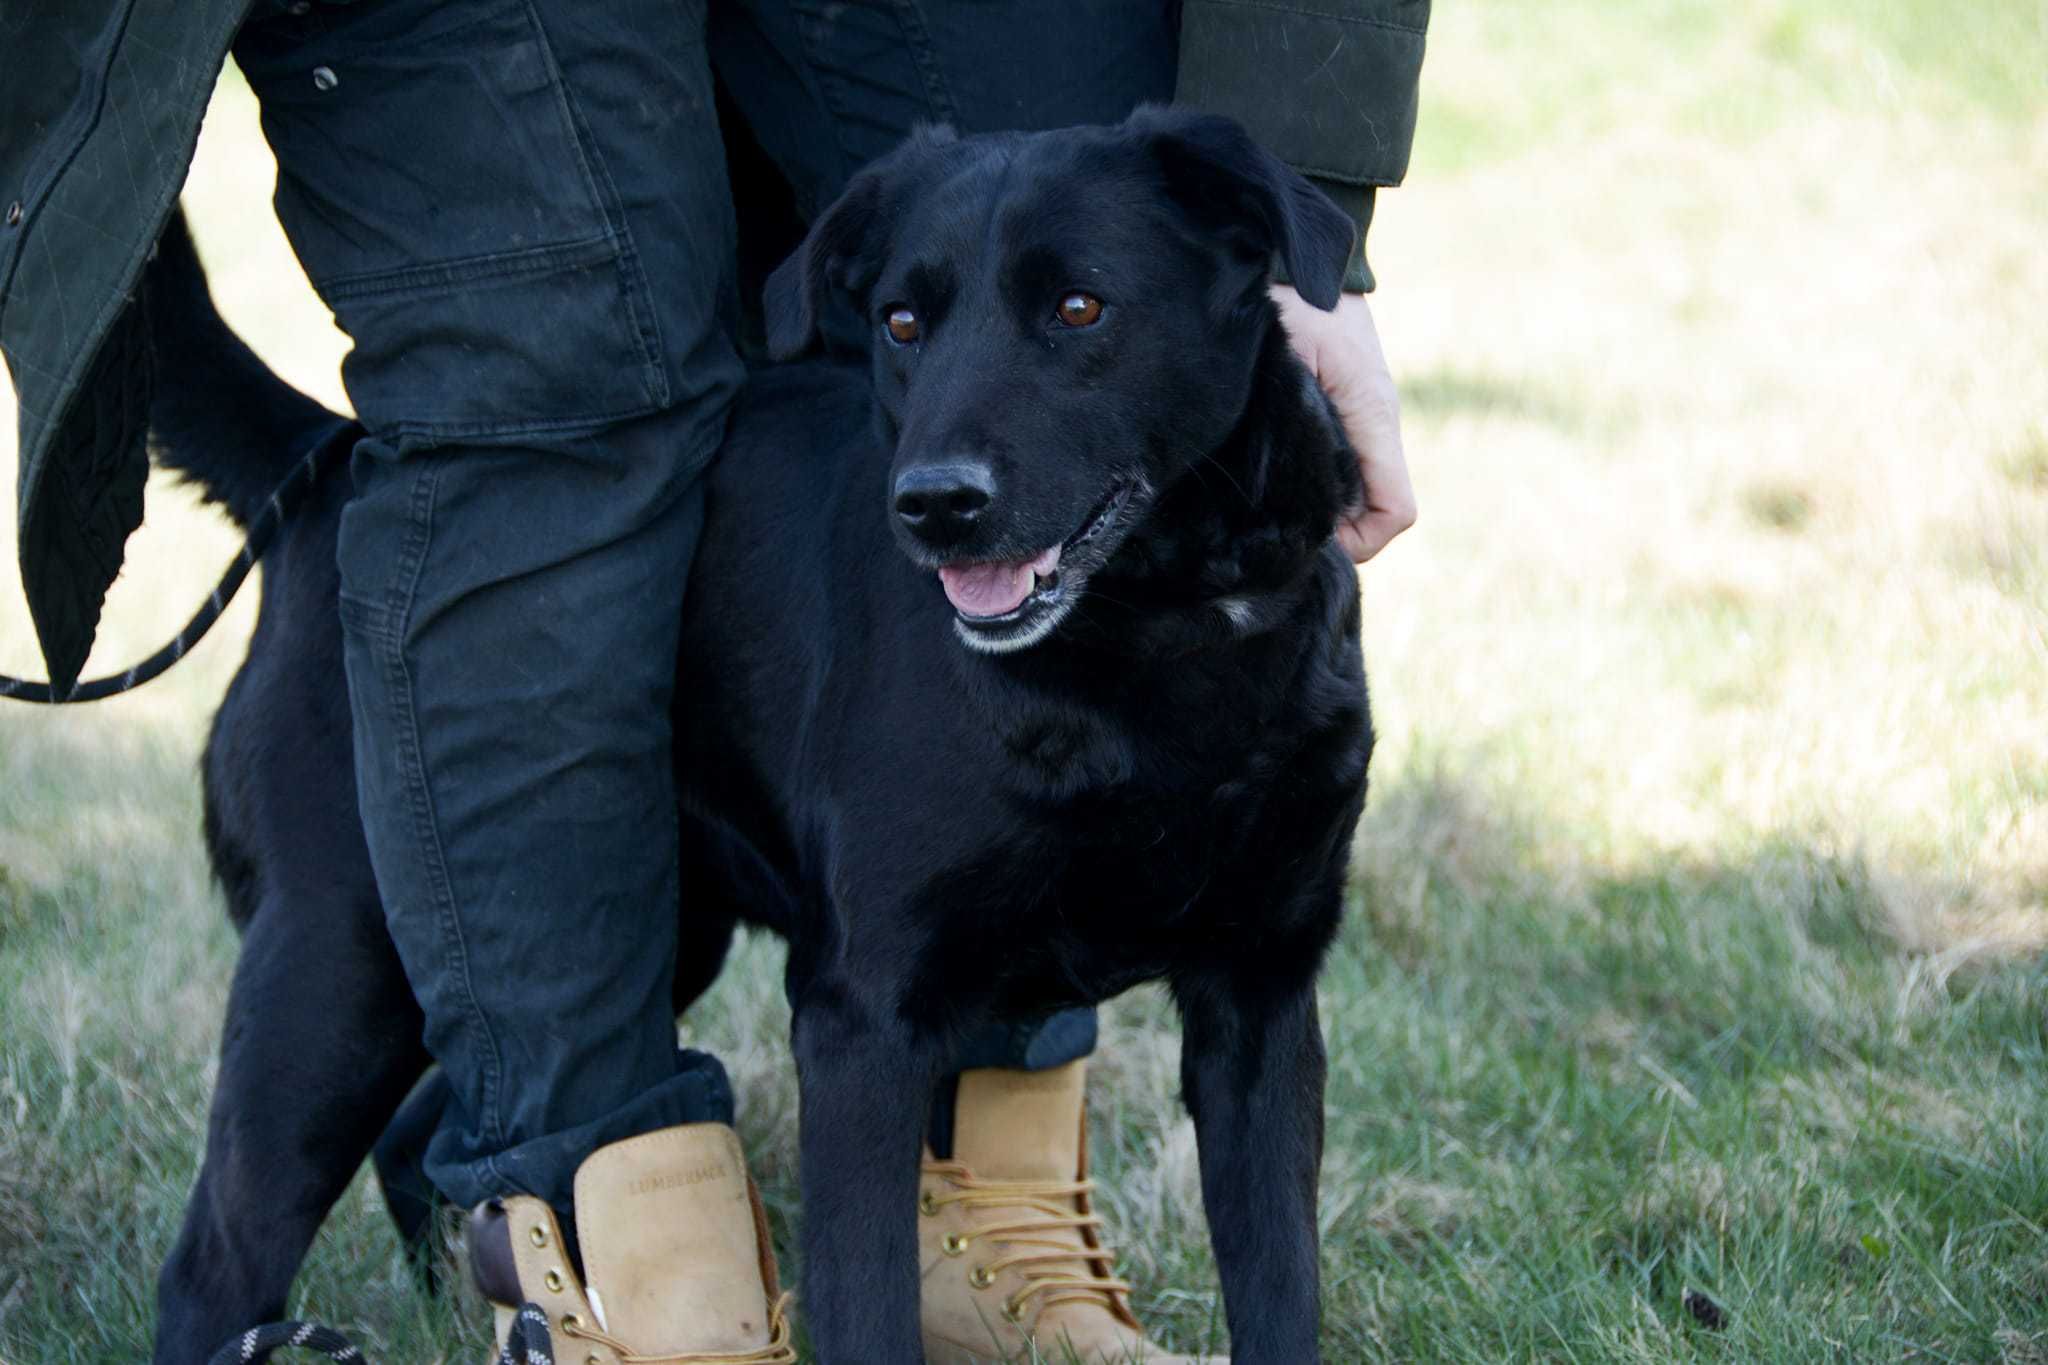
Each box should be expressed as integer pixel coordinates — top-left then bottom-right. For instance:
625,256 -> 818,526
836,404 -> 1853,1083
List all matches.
143,207 -> 348,528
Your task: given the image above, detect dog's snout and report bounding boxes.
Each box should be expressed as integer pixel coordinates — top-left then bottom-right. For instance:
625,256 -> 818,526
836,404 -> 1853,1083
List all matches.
893,461 -> 994,544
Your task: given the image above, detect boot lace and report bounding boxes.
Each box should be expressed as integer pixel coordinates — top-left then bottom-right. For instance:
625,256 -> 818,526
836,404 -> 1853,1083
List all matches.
557,1291 -> 798,1364
922,1159 -> 1134,1321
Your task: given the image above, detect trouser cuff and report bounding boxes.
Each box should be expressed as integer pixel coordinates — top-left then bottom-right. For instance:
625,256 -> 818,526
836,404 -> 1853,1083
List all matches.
425,1047 -> 734,1217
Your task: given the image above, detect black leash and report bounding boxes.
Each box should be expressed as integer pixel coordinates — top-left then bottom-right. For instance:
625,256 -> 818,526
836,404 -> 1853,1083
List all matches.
0,436 -> 342,705
205,1302 -> 557,1365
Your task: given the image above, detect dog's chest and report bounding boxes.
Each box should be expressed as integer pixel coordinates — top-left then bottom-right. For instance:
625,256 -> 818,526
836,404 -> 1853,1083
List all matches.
937,757 -> 1335,1013
989,695 -> 1329,916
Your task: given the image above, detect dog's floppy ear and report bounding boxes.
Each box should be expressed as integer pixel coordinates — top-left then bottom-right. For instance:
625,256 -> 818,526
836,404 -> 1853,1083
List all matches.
1132,107 -> 1356,311
764,124 -> 960,360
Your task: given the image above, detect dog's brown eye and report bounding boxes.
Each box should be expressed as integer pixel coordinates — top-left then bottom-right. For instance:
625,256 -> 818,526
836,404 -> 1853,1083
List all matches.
1056,292 -> 1103,328
886,306 -> 921,344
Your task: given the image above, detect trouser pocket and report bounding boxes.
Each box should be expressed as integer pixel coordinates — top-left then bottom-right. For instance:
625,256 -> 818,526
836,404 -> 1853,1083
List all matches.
238,0 -> 676,440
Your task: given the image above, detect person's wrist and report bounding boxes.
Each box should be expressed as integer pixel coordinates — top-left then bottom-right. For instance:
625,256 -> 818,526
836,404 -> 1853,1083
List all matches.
1270,282 -> 1413,564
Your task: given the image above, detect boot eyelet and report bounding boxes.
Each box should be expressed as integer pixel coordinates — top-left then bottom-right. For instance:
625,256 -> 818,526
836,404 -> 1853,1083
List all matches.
941,1233 -> 969,1256
969,1266 -> 996,1289
561,1314 -> 583,1332
920,1191 -> 940,1216
529,1225 -> 549,1248
1002,1298 -> 1026,1323
544,1269 -> 565,1293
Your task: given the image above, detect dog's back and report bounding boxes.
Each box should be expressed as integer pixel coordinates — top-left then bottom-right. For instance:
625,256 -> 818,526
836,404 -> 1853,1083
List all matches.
137,213 -> 369,934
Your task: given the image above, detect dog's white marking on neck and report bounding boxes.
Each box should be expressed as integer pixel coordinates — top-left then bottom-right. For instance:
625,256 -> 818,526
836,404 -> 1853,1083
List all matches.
1217,596 -> 1255,631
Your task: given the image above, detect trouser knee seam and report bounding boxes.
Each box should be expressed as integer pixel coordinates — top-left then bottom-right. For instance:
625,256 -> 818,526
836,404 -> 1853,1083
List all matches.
384,462 -> 511,1153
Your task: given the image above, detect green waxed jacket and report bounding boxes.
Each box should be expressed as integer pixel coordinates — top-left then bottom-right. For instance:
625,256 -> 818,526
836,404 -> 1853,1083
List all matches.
1,0 -> 1428,696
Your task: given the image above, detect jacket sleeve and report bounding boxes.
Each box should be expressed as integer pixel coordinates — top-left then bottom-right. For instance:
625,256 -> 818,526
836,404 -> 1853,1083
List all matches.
1175,0 -> 1430,292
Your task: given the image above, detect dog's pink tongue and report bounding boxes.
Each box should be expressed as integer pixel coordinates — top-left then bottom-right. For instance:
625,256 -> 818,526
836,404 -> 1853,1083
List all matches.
939,560 -> 1032,617
939,547 -> 1059,618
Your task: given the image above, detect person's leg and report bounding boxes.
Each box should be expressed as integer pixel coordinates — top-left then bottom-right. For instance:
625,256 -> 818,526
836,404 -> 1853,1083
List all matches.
709,7 -> 1220,1359
234,1 -> 785,1354
330,430 -> 725,1218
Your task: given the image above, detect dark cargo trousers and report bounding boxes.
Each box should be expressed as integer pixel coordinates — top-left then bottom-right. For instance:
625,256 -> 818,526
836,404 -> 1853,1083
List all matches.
233,0 -> 1175,1219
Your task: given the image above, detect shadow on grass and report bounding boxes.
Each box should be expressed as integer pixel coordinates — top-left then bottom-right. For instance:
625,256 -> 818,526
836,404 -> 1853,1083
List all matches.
1318,762 -> 2048,1359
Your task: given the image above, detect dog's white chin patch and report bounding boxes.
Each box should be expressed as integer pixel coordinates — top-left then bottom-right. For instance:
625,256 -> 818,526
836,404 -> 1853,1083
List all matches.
954,594 -> 1075,655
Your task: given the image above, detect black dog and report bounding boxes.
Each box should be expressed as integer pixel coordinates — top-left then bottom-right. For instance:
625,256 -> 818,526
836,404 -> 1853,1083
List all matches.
147,107 -> 1372,1363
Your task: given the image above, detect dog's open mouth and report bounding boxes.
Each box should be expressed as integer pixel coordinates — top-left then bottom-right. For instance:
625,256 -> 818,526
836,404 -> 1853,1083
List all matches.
937,480 -> 1134,651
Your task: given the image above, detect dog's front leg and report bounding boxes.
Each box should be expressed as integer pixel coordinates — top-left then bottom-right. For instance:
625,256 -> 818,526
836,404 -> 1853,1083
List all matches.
791,980 -> 941,1363
1176,970 -> 1327,1363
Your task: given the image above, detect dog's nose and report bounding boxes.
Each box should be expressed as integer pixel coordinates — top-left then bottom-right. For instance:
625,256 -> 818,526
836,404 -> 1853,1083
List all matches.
893,461 -> 994,544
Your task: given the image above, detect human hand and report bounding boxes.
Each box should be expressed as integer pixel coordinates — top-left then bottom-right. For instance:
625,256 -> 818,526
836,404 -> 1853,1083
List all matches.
1271,284 -> 1415,563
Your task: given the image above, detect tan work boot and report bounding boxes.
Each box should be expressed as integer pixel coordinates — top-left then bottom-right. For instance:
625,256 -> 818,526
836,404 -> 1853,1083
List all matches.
919,1061 -> 1227,1364
469,1122 -> 794,1364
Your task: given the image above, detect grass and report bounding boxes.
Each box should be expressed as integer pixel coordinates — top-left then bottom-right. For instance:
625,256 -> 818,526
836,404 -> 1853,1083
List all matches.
4,4 -> 2047,1360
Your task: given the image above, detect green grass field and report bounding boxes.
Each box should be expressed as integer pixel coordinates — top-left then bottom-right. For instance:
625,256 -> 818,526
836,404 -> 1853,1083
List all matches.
4,3 -> 2046,1360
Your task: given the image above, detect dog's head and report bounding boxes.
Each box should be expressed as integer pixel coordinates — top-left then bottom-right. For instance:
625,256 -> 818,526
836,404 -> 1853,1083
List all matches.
765,107 -> 1356,653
